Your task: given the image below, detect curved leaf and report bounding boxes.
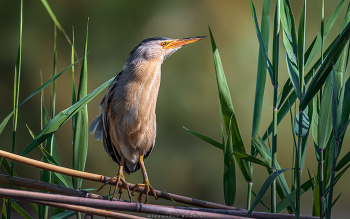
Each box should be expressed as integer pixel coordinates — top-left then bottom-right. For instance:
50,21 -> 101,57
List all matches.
18,76 -> 115,159
247,168 -> 291,217
73,20 -> 89,189
0,61 -> 79,136
300,21 -> 350,110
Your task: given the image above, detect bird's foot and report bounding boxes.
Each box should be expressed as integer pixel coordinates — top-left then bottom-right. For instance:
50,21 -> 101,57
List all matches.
98,172 -> 131,201
131,179 -> 158,204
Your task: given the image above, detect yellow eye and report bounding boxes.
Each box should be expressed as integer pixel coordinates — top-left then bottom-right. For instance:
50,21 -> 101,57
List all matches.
161,42 -> 168,46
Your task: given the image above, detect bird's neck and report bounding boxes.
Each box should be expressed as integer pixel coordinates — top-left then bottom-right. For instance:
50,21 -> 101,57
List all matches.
125,58 -> 163,83
122,58 -> 162,114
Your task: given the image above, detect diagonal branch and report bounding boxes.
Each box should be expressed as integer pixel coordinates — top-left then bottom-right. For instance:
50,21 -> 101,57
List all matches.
175,207 -> 322,219
0,151 -> 326,219
0,174 -> 133,203
0,188 -> 247,219
22,198 -> 145,219
0,149 -> 240,210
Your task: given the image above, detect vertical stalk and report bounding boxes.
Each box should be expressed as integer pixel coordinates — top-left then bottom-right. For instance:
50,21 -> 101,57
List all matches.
319,149 -> 324,217
8,1 -> 23,218
247,182 -> 253,210
296,0 -> 306,214
271,0 -> 280,213
326,139 -> 339,219
296,128 -> 302,214
52,24 -> 57,118
250,0 -> 271,209
39,71 -> 46,219
271,91 -> 278,213
319,1 -> 325,216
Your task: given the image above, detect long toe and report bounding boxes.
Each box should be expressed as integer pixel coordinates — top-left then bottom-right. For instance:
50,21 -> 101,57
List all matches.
121,178 -> 131,202
98,176 -> 117,192
132,182 -> 157,204
100,173 -> 130,201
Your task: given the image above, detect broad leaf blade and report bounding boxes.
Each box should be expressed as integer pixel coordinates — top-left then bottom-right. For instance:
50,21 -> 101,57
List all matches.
318,75 -> 333,149
304,0 -> 346,68
300,21 -> 350,110
276,177 -> 314,213
26,125 -> 73,188
0,61 -> 79,136
280,0 -> 300,99
247,169 -> 291,216
248,0 -> 274,85
298,0 -> 306,96
252,135 -> 292,206
295,106 -> 309,137
185,127 -> 270,168
251,0 -> 271,157
19,76 -> 115,158
73,20 -> 89,189
184,127 -> 223,150
209,27 -> 252,184
11,202 -> 31,219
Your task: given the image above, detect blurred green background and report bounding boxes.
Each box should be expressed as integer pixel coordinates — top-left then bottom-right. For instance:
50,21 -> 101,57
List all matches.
0,0 -> 349,218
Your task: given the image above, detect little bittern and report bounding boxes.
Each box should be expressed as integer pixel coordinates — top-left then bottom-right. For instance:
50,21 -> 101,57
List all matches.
89,36 -> 206,203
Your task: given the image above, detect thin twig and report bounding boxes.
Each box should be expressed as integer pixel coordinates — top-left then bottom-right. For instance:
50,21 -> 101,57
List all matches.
175,207 -> 322,219
0,188 -> 248,219
0,174 -> 135,203
20,198 -> 145,219
0,150 -> 241,210
0,174 -> 95,198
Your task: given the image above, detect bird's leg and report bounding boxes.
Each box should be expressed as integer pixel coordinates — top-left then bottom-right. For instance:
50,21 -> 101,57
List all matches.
131,154 -> 158,203
97,156 -> 131,201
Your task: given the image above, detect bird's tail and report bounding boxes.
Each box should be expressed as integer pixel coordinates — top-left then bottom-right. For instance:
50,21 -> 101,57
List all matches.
89,114 -> 104,141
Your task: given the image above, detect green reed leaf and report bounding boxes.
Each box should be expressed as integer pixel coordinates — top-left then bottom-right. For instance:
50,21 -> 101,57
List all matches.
251,0 -> 271,157
0,61 -> 79,136
300,21 -> 350,110
305,0 -> 346,69
73,19 -> 89,189
18,76 -> 114,159
276,177 -> 314,213
247,169 -> 290,217
248,0 -> 274,86
51,211 -> 77,219
26,125 -> 73,188
11,201 -> 31,219
183,127 -> 222,150
318,75 -> 333,149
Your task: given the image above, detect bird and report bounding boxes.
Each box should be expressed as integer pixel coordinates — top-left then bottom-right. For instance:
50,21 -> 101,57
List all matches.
89,36 -> 206,203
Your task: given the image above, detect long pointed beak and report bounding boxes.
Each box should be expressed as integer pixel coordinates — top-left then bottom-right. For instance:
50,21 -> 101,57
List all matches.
164,36 -> 207,49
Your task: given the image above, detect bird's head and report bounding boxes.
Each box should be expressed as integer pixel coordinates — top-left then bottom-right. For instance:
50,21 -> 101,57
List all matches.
128,36 -> 206,64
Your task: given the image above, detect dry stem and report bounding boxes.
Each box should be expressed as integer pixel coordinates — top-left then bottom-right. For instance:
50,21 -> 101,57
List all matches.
0,188 -> 247,219
175,207 -> 322,219
0,149 -> 240,210
20,198 -> 145,219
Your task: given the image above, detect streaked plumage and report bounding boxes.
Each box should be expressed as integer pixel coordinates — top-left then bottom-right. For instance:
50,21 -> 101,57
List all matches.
89,36 -> 206,203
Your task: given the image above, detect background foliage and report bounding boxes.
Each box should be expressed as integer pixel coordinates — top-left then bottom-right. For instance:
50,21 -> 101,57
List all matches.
0,0 -> 350,218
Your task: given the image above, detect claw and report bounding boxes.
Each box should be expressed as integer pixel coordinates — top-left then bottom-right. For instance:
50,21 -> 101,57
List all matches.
98,156 -> 131,202
97,177 -> 116,193
131,180 -> 158,204
120,178 -> 132,201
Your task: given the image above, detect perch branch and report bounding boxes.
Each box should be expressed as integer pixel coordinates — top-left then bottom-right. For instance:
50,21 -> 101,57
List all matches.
0,149 -> 241,210
0,174 -> 100,199
0,174 -> 136,203
20,198 -> 145,219
0,152 -> 325,219
175,207 -> 322,219
0,188 -> 248,219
